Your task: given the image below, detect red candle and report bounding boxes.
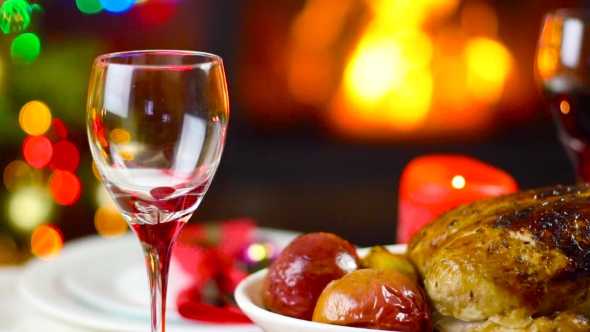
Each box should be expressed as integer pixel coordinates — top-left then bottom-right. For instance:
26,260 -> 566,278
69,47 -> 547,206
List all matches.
397,154 -> 518,244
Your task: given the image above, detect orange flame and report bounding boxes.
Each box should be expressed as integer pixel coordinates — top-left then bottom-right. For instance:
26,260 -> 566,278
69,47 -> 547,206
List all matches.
287,0 -> 514,139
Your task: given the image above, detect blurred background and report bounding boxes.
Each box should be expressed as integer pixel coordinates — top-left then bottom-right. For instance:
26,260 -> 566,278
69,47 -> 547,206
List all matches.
0,0 -> 582,264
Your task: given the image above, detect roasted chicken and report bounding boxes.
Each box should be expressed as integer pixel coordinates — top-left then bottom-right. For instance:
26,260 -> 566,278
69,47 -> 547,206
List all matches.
407,184 -> 590,331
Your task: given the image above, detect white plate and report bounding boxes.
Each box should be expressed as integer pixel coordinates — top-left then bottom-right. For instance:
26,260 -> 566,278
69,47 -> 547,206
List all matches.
18,228 -> 301,332
59,233 -> 190,323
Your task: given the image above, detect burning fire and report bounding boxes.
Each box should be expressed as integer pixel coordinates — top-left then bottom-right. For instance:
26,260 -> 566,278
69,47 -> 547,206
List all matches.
287,0 -> 514,139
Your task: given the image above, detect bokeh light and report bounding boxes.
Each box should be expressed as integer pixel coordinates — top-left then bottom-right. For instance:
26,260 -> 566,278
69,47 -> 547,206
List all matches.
3,160 -> 32,192
19,100 -> 52,135
99,0 -> 135,13
51,119 -> 68,140
23,135 -> 53,168
30,224 -> 64,260
344,37 -> 407,103
50,140 -> 80,172
246,243 -> 267,262
137,0 -> 178,25
8,186 -> 52,233
0,1 -> 42,34
464,37 -> 512,102
76,0 -> 103,14
11,32 -> 41,64
50,171 -> 82,206
94,203 -> 128,238
95,182 -> 112,206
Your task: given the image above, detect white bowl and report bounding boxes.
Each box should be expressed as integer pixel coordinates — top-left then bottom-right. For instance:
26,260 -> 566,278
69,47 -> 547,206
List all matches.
234,244 -> 407,332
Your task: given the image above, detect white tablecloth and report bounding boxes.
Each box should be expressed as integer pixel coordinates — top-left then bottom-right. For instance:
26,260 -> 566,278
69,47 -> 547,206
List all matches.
0,267 -> 103,332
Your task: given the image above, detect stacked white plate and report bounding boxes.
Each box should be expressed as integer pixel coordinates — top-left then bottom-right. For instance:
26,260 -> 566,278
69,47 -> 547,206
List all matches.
18,228 -> 301,332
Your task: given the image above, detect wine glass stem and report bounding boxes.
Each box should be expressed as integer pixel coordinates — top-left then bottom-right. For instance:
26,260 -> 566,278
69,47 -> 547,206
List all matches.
143,242 -> 172,332
133,221 -> 185,332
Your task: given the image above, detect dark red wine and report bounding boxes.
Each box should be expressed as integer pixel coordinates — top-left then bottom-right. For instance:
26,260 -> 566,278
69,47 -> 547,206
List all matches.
131,220 -> 186,255
131,220 -> 186,326
99,168 -> 213,226
543,83 -> 590,181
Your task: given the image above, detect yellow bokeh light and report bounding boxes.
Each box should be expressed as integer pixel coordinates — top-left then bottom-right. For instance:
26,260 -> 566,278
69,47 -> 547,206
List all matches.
31,224 -> 63,260
19,101 -> 52,135
433,58 -> 463,108
396,29 -> 434,69
8,186 -> 52,233
465,38 -> 511,82
452,175 -> 466,189
371,0 -> 459,28
247,243 -> 267,262
560,100 -> 570,115
345,38 -> 408,103
95,182 -> 113,207
385,68 -> 433,130
464,37 -> 512,102
109,128 -> 131,144
4,160 -> 32,192
94,204 -> 128,238
371,0 -> 425,28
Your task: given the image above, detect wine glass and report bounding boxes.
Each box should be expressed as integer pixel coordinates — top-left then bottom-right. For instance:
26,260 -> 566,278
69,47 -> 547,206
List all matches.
86,50 -> 229,332
536,8 -> 590,183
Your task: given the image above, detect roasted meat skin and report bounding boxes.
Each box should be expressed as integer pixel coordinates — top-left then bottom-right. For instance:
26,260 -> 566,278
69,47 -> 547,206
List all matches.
407,184 -> 590,330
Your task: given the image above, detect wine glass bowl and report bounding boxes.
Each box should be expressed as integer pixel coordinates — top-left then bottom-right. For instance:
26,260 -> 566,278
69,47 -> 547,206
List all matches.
536,9 -> 590,182
86,50 -> 229,332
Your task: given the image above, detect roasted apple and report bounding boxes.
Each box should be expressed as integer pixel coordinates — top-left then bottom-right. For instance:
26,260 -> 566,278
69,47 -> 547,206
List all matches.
362,245 -> 418,282
312,269 -> 433,331
261,232 -> 361,320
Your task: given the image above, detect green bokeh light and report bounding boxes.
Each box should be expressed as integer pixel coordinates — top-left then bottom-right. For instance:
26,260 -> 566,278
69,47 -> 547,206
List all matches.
0,0 -> 42,34
76,0 -> 103,14
11,32 -> 41,64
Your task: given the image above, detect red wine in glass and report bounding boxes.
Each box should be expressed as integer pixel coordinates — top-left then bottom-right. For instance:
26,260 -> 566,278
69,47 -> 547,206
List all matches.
542,85 -> 590,181
537,9 -> 590,182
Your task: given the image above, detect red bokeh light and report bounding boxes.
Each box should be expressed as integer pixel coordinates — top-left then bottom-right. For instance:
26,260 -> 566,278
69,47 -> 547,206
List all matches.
137,1 -> 177,25
23,135 -> 53,168
50,170 -> 82,206
50,140 -> 80,172
51,119 -> 68,140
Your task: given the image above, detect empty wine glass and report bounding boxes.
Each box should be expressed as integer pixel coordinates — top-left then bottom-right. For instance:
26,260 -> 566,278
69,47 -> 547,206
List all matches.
536,8 -> 590,182
86,50 -> 229,332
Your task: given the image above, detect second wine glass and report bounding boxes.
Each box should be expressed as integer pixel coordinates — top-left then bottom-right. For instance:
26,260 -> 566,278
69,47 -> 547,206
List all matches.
537,8 -> 590,183
86,50 -> 229,332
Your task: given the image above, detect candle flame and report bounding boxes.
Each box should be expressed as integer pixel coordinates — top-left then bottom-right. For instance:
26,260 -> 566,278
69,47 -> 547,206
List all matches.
452,175 -> 466,189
